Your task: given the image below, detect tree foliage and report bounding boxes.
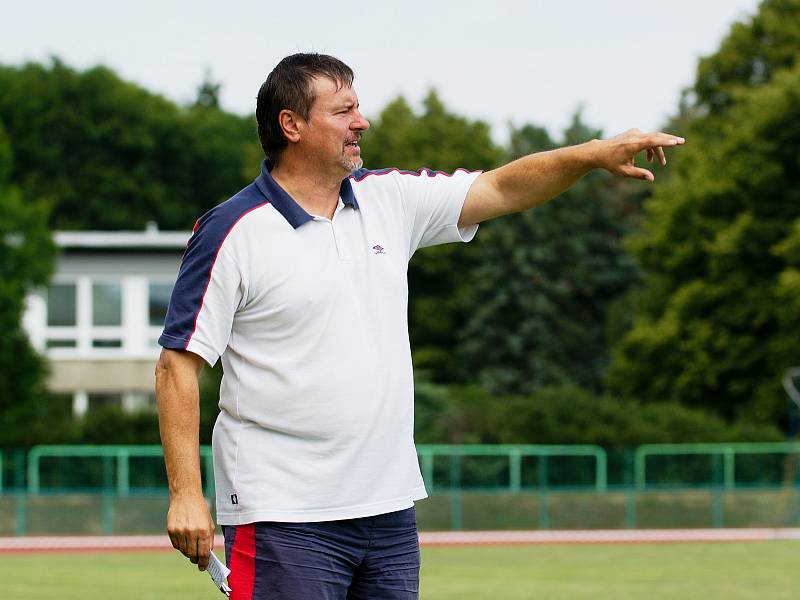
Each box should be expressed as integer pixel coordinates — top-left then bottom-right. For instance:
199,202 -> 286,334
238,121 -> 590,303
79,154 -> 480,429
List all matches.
194,69 -> 222,110
694,0 -> 800,114
609,5 -> 800,424
0,58 -> 260,231
0,123 -> 62,446
361,95 -> 644,393
360,91 -> 503,172
457,114 -> 642,394
414,382 -> 781,447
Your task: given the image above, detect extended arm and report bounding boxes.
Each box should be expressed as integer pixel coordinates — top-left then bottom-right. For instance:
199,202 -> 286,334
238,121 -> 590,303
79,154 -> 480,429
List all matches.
458,129 -> 685,227
155,348 -> 215,571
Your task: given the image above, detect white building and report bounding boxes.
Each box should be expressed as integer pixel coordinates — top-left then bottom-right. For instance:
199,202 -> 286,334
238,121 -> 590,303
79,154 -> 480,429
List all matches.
22,224 -> 190,416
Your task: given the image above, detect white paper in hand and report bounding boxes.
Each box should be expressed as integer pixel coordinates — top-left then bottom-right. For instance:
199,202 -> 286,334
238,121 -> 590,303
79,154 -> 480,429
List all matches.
207,552 -> 232,596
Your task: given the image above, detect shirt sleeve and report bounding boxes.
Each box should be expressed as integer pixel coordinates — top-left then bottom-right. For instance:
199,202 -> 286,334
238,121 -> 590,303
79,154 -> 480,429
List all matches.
158,214 -> 245,367
394,168 -> 482,256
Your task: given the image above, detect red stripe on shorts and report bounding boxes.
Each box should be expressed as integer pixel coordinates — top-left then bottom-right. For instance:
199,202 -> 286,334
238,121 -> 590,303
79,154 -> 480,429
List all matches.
228,523 -> 256,600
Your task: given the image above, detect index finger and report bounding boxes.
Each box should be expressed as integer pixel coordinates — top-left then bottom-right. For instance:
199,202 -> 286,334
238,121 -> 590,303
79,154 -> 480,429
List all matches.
169,530 -> 188,558
196,532 -> 212,571
646,132 -> 685,147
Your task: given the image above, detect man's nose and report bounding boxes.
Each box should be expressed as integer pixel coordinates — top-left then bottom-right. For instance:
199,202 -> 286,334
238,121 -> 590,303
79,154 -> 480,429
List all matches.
352,111 -> 370,131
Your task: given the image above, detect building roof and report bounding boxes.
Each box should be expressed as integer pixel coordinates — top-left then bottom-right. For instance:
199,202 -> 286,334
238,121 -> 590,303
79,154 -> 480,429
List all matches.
54,223 -> 190,250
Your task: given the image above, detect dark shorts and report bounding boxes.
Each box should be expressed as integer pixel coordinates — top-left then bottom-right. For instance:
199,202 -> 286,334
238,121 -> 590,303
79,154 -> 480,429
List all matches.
223,506 -> 420,600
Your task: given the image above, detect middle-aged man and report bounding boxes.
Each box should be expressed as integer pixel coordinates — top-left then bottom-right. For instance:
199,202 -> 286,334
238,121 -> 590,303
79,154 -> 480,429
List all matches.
156,53 -> 684,600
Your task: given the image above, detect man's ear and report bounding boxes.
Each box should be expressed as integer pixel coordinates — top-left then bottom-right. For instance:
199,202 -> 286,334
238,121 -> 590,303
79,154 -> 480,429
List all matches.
278,109 -> 303,143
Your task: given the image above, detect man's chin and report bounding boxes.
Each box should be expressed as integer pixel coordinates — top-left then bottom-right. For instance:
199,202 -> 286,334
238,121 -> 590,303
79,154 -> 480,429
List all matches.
342,157 -> 363,173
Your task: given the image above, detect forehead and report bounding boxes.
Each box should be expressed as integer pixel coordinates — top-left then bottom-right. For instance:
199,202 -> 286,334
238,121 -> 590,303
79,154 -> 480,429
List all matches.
309,76 -> 358,110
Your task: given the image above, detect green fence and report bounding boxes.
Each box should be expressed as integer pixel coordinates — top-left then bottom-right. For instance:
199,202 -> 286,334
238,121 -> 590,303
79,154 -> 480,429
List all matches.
634,442 -> 800,489
1,443 -> 799,535
417,444 -> 607,493
25,445 -> 215,496
11,444 -> 608,496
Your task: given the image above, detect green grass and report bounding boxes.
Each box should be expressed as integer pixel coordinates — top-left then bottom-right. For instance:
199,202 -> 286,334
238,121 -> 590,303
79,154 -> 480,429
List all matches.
421,542 -> 800,599
1,542 -> 798,599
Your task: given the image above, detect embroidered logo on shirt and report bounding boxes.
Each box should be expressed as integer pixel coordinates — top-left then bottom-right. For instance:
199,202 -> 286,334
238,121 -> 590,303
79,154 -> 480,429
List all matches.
372,244 -> 386,254
230,493 -> 238,505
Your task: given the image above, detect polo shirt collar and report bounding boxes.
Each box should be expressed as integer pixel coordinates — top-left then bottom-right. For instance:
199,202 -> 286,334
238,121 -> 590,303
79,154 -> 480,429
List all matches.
255,160 -> 360,229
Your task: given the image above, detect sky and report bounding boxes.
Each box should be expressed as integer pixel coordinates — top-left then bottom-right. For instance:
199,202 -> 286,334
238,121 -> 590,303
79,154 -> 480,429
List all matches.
1,0 -> 762,143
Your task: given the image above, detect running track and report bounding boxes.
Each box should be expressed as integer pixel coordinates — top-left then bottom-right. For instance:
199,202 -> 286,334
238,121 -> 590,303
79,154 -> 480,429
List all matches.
2,529 -> 800,554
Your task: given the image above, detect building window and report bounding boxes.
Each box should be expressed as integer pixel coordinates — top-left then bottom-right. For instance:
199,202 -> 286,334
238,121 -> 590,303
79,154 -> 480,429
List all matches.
92,282 -> 122,326
40,276 -> 172,356
149,283 -> 173,327
92,339 -> 122,348
47,283 -> 77,326
45,339 -> 78,349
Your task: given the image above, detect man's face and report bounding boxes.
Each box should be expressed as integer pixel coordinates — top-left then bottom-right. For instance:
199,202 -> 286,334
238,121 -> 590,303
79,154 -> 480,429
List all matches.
300,77 -> 370,176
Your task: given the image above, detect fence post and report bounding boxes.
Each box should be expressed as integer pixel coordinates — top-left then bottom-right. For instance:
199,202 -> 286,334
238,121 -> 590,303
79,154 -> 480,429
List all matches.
14,449 -> 25,491
711,454 -> 724,528
102,492 -> 115,535
538,455 -> 549,530
420,450 -> 434,493
594,447 -> 608,492
15,493 -> 26,536
723,447 -> 735,490
624,449 -> 637,529
204,452 -> 215,499
117,448 -> 130,496
449,454 -> 462,531
509,449 -> 521,493
13,449 -> 26,535
634,447 -> 646,490
101,455 -> 115,535
27,448 -> 40,494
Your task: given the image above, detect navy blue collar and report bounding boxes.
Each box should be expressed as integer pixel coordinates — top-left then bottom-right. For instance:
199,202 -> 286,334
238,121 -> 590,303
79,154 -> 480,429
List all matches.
254,160 -> 359,229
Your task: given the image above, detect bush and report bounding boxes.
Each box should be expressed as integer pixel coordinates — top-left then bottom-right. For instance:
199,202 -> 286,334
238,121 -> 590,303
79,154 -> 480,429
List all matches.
80,408 -> 161,445
414,381 -> 783,446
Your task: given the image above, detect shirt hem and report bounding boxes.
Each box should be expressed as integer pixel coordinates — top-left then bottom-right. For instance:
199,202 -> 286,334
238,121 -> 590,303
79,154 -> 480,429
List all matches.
157,332 -> 188,349
184,338 -> 219,367
215,487 -> 429,525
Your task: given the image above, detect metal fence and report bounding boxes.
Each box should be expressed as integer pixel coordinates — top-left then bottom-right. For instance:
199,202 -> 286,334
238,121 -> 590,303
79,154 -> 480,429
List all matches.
1,443 -> 799,535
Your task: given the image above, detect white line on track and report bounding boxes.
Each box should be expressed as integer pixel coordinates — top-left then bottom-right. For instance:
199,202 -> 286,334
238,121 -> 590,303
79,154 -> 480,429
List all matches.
2,528 -> 800,553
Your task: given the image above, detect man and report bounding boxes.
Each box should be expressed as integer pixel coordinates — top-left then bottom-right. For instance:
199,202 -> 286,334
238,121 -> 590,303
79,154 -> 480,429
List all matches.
156,53 -> 684,599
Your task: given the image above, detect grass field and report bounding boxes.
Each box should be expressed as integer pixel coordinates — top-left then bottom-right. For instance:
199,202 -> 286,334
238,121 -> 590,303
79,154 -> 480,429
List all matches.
2,541 -> 798,599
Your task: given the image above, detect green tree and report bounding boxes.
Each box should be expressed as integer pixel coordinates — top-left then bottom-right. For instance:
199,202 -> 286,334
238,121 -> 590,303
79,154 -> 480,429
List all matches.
609,54 -> 800,424
194,68 -> 222,109
360,91 -> 505,380
0,58 -> 259,231
457,113 -> 642,394
361,92 -> 502,172
0,123 -> 66,446
694,0 -> 800,115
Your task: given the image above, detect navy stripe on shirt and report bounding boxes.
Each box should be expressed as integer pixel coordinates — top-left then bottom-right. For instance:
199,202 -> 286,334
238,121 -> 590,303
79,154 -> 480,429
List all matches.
158,183 -> 269,351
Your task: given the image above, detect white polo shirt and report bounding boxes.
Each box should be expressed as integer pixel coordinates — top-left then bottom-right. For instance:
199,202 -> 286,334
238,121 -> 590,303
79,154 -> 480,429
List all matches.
159,160 -> 480,524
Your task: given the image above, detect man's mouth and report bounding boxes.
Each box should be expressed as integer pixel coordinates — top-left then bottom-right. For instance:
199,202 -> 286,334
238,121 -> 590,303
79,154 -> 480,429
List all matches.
345,138 -> 360,149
